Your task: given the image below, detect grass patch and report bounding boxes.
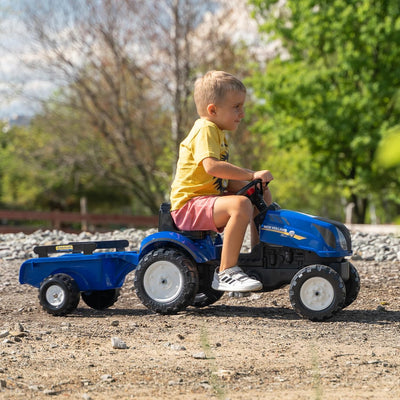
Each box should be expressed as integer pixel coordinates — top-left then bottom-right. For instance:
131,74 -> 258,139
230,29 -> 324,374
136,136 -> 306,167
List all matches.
200,324 -> 227,400
310,343 -> 323,400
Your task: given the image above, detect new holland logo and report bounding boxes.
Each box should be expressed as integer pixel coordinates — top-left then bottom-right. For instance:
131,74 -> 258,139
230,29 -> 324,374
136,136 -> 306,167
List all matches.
261,225 -> 306,240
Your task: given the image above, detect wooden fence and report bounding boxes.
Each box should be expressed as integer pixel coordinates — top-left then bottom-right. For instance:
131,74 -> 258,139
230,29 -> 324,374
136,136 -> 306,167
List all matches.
0,209 -> 158,233
1,209 -> 399,235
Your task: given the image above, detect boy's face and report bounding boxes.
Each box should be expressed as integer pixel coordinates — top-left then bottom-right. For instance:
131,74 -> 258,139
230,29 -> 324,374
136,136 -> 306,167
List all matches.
207,91 -> 246,131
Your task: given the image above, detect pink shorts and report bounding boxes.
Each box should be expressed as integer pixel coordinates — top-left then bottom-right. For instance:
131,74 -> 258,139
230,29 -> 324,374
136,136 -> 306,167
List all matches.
171,196 -> 223,233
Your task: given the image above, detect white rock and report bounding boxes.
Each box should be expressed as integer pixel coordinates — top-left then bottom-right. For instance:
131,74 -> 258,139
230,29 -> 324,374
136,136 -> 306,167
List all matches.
111,337 -> 128,349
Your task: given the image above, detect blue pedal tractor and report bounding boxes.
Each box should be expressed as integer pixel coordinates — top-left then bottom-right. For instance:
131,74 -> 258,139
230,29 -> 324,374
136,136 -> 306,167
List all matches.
19,180 -> 360,321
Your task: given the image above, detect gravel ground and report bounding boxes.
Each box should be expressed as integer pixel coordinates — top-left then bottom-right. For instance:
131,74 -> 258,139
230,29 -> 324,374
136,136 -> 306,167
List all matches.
0,230 -> 400,399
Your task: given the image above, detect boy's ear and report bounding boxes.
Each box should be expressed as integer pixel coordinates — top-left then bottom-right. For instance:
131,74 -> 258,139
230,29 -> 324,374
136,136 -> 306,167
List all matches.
207,103 -> 217,116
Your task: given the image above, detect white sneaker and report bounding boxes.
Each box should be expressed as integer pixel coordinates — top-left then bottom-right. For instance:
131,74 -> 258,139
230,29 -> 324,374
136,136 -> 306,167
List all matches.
211,266 -> 263,292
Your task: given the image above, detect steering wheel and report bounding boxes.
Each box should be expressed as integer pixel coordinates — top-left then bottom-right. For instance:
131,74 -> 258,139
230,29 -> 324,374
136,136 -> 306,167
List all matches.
236,179 -> 268,213
236,179 -> 263,196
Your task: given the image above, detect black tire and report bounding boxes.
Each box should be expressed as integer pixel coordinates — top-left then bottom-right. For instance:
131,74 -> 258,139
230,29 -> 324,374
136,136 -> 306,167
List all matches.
39,273 -> 80,316
192,266 -> 223,308
81,289 -> 121,310
192,288 -> 224,308
134,248 -> 199,314
343,263 -> 361,308
289,265 -> 346,321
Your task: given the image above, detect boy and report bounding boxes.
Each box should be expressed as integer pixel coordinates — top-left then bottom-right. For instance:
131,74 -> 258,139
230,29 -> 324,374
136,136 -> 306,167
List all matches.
170,71 -> 273,292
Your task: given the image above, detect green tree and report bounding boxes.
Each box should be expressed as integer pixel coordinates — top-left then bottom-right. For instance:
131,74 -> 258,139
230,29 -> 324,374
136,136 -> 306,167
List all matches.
249,0 -> 400,223
0,123 -> 63,209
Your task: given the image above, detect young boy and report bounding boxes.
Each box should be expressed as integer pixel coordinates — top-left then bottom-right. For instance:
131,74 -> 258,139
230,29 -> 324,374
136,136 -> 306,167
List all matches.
170,71 -> 273,292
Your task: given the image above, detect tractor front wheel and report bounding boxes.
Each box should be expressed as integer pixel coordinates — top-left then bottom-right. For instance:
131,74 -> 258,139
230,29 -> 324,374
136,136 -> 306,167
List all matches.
343,263 -> 361,308
289,265 -> 346,321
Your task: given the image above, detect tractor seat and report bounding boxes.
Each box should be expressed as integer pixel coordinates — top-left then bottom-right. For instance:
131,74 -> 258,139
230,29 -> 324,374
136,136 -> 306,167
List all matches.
158,203 -> 214,240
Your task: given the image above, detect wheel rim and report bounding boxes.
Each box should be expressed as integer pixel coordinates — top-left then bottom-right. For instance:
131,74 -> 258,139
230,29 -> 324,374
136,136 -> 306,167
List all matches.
45,284 -> 65,307
300,277 -> 334,311
143,261 -> 184,303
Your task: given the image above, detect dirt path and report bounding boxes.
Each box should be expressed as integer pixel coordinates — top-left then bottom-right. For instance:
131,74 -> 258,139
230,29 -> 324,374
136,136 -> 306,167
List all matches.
1,259 -> 400,399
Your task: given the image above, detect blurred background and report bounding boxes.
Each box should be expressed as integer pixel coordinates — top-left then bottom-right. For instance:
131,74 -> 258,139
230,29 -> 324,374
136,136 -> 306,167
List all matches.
0,0 -> 399,231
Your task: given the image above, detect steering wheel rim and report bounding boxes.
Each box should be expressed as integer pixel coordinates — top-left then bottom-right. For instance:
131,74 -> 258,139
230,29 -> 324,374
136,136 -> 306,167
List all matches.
235,179 -> 263,196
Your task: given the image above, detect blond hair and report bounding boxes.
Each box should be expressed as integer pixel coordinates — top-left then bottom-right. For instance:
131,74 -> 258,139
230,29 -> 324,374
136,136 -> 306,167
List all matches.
194,71 -> 246,117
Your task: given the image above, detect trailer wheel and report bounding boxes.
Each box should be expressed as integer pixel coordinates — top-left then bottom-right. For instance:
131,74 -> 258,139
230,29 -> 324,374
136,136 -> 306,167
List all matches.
134,248 -> 198,314
81,289 -> 121,310
39,273 -> 80,316
343,263 -> 361,308
192,288 -> 224,308
192,266 -> 223,308
289,265 -> 346,321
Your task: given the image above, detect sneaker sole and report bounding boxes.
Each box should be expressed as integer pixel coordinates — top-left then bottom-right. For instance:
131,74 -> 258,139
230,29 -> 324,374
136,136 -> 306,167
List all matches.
211,282 -> 263,292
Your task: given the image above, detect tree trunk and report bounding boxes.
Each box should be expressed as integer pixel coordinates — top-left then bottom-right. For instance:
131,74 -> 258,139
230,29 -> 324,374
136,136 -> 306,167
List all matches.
351,194 -> 368,224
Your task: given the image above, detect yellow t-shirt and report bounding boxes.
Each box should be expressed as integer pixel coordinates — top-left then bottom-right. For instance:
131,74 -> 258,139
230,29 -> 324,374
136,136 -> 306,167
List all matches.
170,119 -> 229,211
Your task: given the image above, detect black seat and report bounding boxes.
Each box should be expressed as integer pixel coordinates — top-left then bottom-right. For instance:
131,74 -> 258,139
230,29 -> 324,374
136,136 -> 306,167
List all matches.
158,203 -> 214,240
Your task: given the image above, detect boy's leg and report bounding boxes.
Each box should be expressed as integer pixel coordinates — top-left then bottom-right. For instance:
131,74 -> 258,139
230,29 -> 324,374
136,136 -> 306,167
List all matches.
264,185 -> 273,206
212,195 -> 263,292
213,195 -> 253,272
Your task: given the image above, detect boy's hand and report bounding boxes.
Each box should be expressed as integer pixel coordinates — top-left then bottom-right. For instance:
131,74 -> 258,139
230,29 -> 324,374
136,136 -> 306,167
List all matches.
253,170 -> 273,184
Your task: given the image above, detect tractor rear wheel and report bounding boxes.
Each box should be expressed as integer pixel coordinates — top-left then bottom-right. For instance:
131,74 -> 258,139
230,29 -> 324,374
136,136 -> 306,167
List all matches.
134,248 -> 198,314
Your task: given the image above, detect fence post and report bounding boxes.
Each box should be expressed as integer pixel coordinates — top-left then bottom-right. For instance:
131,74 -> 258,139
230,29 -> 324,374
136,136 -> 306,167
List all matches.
53,210 -> 61,230
80,196 -> 88,232
345,203 -> 355,225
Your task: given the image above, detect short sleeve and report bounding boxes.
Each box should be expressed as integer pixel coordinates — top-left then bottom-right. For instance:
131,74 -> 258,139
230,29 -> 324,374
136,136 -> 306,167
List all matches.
192,123 -> 222,165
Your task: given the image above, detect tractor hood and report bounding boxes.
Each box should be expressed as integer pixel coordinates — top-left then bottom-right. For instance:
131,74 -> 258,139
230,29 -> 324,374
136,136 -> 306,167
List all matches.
260,209 -> 352,258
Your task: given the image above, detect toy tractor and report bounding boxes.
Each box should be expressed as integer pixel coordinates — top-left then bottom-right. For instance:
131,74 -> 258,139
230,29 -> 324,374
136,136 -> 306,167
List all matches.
20,180 -> 359,321
134,180 -> 359,321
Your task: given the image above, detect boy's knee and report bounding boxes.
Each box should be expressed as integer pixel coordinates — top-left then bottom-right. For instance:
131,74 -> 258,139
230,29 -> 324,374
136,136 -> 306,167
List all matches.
235,196 -> 253,217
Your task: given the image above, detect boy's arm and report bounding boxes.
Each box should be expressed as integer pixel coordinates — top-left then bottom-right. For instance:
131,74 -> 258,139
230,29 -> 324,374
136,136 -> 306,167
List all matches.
202,157 -> 253,181
202,157 -> 273,183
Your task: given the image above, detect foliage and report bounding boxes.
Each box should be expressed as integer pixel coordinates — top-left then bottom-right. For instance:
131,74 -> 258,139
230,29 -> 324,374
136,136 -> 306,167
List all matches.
248,0 -> 400,223
0,123 -> 65,209
1,74 -> 173,213
376,125 -> 400,168
5,0 -> 399,222
374,125 -> 400,224
0,0 -> 263,214
1,122 -> 117,211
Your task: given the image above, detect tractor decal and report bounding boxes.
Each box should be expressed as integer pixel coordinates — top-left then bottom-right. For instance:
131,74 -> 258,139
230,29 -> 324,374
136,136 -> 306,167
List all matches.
261,225 -> 306,241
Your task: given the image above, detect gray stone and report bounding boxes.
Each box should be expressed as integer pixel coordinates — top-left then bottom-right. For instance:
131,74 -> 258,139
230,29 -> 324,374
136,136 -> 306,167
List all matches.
192,352 -> 207,359
1,227 -> 399,263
